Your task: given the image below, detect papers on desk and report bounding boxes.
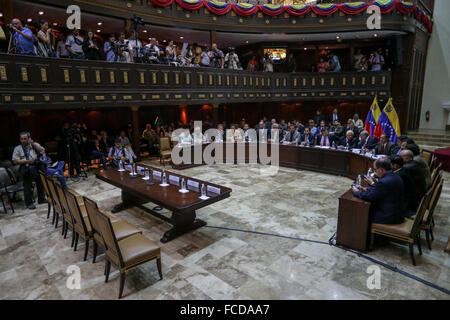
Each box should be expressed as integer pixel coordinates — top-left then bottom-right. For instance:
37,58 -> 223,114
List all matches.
169,175 -> 180,186
315,146 -> 330,149
352,149 -> 362,154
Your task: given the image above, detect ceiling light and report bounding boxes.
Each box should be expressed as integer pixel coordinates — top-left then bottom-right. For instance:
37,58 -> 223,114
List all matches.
38,11 -> 44,15
304,47 -> 307,51
336,36 -> 340,39
97,22 -> 102,26
53,22 -> 58,26
97,29 -> 101,33
0,13 -> 3,18
245,41 -> 249,43
374,33 -> 378,37
143,30 -> 147,33
27,18 -> 32,22
180,36 -> 184,39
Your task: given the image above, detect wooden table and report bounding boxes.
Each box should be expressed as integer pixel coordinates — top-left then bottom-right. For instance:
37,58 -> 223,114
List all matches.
336,189 -> 371,252
95,165 -> 232,243
172,142 -> 374,180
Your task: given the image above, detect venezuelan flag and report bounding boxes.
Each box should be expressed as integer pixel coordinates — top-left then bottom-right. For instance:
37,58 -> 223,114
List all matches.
364,96 -> 382,136
374,98 -> 401,143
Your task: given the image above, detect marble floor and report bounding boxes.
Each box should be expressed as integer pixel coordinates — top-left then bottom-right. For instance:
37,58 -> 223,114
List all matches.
0,161 -> 449,300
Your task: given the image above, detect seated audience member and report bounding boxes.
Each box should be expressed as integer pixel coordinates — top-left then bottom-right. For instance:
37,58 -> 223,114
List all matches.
353,114 -> 364,130
338,131 -> 357,149
12,132 -> 46,209
193,126 -> 206,144
357,130 -> 379,150
316,128 -> 333,147
213,124 -> 226,142
242,123 -> 255,142
268,124 -> 281,143
81,136 -> 107,169
374,134 -> 399,156
256,121 -> 269,142
282,125 -> 301,145
108,138 -> 133,167
178,126 -> 193,145
317,57 -> 329,73
399,149 -> 428,215
353,158 -> 405,224
295,121 -> 305,135
391,155 -> 415,217
10,18 -> 36,55
316,120 -> 329,136
118,130 -> 131,146
406,144 -> 432,190
329,120 -> 345,137
344,120 -> 360,137
306,120 -> 318,136
298,127 -> 315,146
124,144 -> 139,163
328,108 -> 340,127
99,131 -> 112,155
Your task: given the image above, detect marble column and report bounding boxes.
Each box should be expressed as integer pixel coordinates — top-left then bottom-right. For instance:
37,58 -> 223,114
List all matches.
210,30 -> 216,47
130,106 -> 141,155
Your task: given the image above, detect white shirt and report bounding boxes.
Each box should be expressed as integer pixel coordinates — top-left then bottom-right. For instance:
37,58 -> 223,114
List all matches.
179,131 -> 193,144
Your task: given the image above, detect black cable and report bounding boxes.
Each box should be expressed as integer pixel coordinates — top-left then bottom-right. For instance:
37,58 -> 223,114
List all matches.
205,225 -> 450,296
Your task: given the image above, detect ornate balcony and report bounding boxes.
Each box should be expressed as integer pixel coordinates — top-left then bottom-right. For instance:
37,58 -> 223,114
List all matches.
0,53 -> 391,110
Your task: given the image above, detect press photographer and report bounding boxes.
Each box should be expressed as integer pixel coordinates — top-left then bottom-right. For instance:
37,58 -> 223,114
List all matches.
225,47 -> 240,70
11,132 -> 46,210
143,38 -> 161,64
115,33 -> 131,63
208,43 -> 224,68
62,123 -> 82,178
104,34 -> 118,62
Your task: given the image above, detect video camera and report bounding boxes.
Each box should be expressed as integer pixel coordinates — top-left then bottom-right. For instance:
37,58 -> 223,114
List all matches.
131,15 -> 145,31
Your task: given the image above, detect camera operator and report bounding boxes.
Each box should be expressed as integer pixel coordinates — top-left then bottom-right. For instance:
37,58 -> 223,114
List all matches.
164,40 -> 177,65
128,30 -> 143,63
116,33 -> 131,63
143,38 -> 160,64
225,47 -> 240,70
9,18 -> 36,55
104,34 -> 118,62
208,43 -> 224,69
12,132 -> 46,210
36,20 -> 55,57
108,138 -> 134,168
62,123 -> 82,177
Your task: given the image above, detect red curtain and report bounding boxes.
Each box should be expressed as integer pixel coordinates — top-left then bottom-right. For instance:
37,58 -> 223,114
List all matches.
258,5 -> 285,16
203,2 -> 232,16
231,4 -> 259,16
175,0 -> 204,11
149,0 -> 175,7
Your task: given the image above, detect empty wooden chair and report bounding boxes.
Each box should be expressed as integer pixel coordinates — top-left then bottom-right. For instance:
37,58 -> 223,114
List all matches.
421,149 -> 434,167
54,181 -> 77,246
95,208 -> 162,299
159,137 -> 172,164
83,196 -> 142,263
38,171 -> 52,219
420,178 -> 443,250
370,188 -> 433,266
46,178 -> 64,228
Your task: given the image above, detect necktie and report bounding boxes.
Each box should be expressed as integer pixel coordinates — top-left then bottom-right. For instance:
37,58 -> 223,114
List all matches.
322,137 -> 326,146
382,144 -> 385,154
290,133 -> 294,142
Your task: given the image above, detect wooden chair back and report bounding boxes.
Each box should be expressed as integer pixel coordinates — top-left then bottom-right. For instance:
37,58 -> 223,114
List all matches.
65,189 -> 89,236
38,171 -> 51,200
424,178 -> 443,226
410,188 -> 433,239
95,207 -> 124,267
421,149 -> 434,167
55,181 -> 72,221
83,196 -> 102,239
160,137 -> 171,152
46,178 -> 62,213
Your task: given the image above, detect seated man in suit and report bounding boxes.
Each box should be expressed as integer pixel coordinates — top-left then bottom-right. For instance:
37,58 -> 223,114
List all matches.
400,149 -> 428,215
338,130 -> 357,149
374,133 -> 399,156
329,120 -> 345,138
328,108 -> 340,127
256,121 -> 269,142
316,128 -> 333,147
316,120 -> 329,136
306,119 -> 318,136
282,125 -> 301,145
344,120 -> 360,137
298,127 -> 315,146
268,123 -> 282,143
295,121 -> 305,135
406,143 -> 432,190
353,157 -> 405,224
357,130 -> 379,150
391,155 -> 415,217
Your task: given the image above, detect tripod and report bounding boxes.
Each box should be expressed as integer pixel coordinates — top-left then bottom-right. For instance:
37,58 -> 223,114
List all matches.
66,143 -> 87,182
7,29 -> 17,54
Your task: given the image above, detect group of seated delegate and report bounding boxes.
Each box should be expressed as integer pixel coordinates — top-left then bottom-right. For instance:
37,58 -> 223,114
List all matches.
352,147 -> 432,225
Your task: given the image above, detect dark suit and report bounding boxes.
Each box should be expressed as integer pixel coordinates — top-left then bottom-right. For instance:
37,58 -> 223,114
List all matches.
354,171 -> 405,224
316,135 -> 333,147
394,168 -> 416,214
299,133 -> 315,145
314,115 -> 325,126
403,160 -> 427,209
338,136 -> 357,149
344,126 -> 360,137
374,141 -> 399,156
328,113 -> 340,126
357,136 -> 379,150
296,125 -> 305,135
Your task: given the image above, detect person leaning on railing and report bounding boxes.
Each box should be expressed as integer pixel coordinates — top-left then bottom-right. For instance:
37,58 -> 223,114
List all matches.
9,18 -> 36,55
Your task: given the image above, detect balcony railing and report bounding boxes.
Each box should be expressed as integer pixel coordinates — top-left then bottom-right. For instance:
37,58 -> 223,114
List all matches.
0,54 -> 391,110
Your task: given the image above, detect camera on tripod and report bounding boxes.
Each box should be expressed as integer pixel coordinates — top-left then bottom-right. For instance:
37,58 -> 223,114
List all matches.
6,24 -> 15,31
131,15 -> 145,31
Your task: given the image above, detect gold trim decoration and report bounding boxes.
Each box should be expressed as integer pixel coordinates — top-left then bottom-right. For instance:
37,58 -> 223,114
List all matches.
360,92 -> 367,96
123,71 -> 129,84
4,95 -> 12,102
218,75 -> 222,85
199,74 -> 203,85
141,94 -> 147,100
331,77 -> 334,86
209,74 -> 213,85
186,73 -> 191,85
176,73 -> 180,85
140,72 -> 145,84
302,78 -> 306,87
234,76 -> 238,86
233,94 -> 239,98
320,78 -> 325,86
95,70 -> 101,83
64,96 -> 75,101
352,77 -> 356,86
40,68 -> 47,83
83,95 -> 88,101
342,77 -> 347,86
21,67 -> 29,82
249,77 -> 253,86
95,96 -> 105,101
152,95 -> 160,99
44,95 -> 50,101
175,94 -> 182,99
64,70 -> 70,83
226,76 -> 230,86
217,94 -> 224,98
243,77 -> 247,86
382,76 -> 386,85
110,71 -> 115,84
262,78 -> 265,86
255,77 -> 259,87
152,73 -> 157,84
0,66 -> 7,81
283,78 -> 287,87
293,78 -> 297,87
123,95 -> 132,100
312,78 -> 316,87
362,77 -> 366,85
112,95 -> 117,100
22,96 -> 35,102
198,94 -> 206,98
80,70 -> 86,83
371,76 -> 376,85
276,78 -> 279,87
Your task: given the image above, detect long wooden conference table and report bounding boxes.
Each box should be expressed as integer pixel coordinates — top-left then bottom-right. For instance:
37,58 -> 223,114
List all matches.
96,164 -> 232,243
172,142 -> 374,252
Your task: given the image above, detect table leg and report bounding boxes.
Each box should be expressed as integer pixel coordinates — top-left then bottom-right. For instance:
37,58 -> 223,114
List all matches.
160,210 -> 206,243
112,190 -> 145,213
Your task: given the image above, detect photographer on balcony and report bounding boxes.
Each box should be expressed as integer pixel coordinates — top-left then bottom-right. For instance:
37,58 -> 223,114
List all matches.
65,29 -> 85,59
36,20 -> 55,57
128,30 -> 143,64
225,47 -> 240,70
209,43 -> 224,69
9,18 -> 36,55
104,34 -> 118,62
143,38 -> 161,64
116,32 -> 132,63
82,30 -> 100,60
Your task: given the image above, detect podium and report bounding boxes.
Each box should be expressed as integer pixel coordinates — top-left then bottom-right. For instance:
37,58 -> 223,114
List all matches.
336,189 -> 371,252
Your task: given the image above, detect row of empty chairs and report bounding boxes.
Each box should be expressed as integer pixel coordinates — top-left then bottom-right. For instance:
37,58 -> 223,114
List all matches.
38,171 -> 163,298
370,156 -> 444,266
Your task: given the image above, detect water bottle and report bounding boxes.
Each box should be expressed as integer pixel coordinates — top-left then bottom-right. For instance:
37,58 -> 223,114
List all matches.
201,184 -> 206,197
119,159 -> 123,171
162,171 -> 167,185
181,178 -> 186,190
332,141 -> 336,149
367,168 -> 373,178
131,163 -> 136,175
306,139 -> 310,147
372,149 -> 376,157
356,174 -> 362,188
145,169 -> 150,180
